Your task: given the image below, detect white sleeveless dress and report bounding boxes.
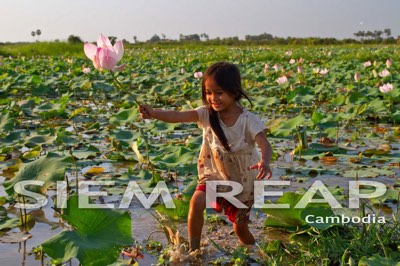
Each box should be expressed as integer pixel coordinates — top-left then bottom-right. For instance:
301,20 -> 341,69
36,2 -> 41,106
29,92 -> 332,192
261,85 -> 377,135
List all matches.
195,106 -> 266,211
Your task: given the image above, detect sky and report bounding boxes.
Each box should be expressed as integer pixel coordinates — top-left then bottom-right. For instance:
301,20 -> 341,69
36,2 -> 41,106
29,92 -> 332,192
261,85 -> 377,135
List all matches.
1,0 -> 400,43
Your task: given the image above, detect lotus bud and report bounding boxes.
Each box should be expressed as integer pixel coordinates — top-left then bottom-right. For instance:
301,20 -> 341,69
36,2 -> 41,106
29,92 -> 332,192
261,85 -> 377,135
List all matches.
354,72 -> 360,82
363,61 -> 371,67
194,71 -> 203,79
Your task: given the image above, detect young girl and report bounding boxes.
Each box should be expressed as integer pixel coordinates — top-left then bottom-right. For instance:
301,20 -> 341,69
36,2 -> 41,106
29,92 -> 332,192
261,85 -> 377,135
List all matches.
139,62 -> 272,251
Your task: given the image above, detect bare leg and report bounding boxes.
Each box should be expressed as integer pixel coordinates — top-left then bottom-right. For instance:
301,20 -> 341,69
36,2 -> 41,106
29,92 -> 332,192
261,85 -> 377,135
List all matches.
233,221 -> 255,245
188,190 -> 206,251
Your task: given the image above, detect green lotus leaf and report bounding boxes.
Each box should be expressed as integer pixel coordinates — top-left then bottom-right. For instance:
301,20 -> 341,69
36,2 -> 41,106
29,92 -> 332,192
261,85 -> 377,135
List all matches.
41,195 -> 133,266
109,107 -> 138,125
182,177 -> 198,198
24,134 -> 55,147
156,197 -> 190,221
263,192 -> 308,228
0,112 -> 16,132
358,254 -> 400,266
0,217 -> 20,231
71,145 -> 100,160
300,206 -> 337,230
92,81 -> 115,92
0,131 -> 28,145
269,114 -> 307,137
3,153 -> 71,195
140,172 -> 163,194
153,147 -> 194,167
29,74 -> 42,85
150,121 -> 176,134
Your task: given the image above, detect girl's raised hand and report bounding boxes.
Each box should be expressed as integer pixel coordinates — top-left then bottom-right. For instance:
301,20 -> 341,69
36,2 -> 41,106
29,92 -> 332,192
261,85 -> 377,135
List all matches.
139,104 -> 153,119
249,160 -> 272,180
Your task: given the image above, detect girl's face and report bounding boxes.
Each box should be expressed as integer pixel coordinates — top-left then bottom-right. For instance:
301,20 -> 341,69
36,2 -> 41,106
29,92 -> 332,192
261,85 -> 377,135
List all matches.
204,76 -> 236,112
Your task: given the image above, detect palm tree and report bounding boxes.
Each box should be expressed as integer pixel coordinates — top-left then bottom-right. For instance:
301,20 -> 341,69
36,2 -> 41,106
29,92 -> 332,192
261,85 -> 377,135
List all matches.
31,31 -> 36,42
383,28 -> 391,38
36,29 -> 41,40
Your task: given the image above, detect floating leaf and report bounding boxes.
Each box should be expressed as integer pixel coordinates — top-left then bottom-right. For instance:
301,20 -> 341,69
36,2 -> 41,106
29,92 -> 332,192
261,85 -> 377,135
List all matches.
141,172 -> 163,194
0,112 -> 16,132
3,153 -> 71,195
358,254 -> 400,266
83,166 -> 105,177
0,232 -> 32,243
0,217 -> 20,231
22,150 -> 40,160
71,145 -> 100,160
269,114 -> 307,137
109,107 -> 138,125
300,206 -> 337,230
41,195 -> 133,266
263,192 -> 308,228
156,198 -> 190,221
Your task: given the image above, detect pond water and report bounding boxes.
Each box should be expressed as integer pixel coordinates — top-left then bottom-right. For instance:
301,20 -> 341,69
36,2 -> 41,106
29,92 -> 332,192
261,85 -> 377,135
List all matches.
0,134 -> 398,265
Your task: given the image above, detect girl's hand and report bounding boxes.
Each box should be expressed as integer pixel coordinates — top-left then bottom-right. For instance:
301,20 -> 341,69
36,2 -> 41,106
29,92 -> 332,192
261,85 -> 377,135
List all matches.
139,104 -> 154,119
249,160 -> 272,180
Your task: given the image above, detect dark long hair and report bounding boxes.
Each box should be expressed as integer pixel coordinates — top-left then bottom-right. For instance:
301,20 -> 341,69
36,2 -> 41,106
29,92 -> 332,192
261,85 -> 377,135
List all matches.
201,62 -> 252,152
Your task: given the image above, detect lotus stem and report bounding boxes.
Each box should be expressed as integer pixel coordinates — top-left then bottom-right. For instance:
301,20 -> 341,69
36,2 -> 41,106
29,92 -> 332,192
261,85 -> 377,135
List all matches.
23,196 -> 28,231
110,71 -> 141,105
376,230 -> 388,259
18,195 -> 25,230
69,148 -> 79,193
336,121 -> 339,145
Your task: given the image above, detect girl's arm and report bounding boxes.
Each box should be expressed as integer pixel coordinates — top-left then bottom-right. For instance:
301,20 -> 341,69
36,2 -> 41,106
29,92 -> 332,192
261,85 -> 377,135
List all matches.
139,104 -> 199,123
250,131 -> 272,180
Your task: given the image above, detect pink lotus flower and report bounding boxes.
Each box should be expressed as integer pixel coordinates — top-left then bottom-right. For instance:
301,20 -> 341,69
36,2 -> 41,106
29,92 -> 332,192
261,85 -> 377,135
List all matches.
83,33 -> 140,105
319,68 -> 329,75
354,72 -> 360,82
379,69 -> 390,77
386,59 -> 392,68
276,76 -> 288,85
297,66 -> 303,74
289,59 -> 296,64
82,67 -> 91,74
379,83 -> 393,93
84,34 -> 125,72
194,71 -> 203,79
273,64 -> 280,71
264,63 -> 269,73
363,61 -> 371,67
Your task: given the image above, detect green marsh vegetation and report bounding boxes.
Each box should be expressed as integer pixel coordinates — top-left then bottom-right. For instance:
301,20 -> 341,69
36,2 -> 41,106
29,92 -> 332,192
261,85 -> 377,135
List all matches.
0,43 -> 399,265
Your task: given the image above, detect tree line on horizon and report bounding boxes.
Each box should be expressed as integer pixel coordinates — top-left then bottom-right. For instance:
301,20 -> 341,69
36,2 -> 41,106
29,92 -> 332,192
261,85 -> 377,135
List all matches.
64,28 -> 400,45
0,28 -> 398,46
100,29 -> 400,46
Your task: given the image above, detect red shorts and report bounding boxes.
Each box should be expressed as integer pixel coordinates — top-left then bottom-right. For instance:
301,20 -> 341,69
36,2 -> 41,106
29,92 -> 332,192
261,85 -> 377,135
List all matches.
195,184 -> 251,224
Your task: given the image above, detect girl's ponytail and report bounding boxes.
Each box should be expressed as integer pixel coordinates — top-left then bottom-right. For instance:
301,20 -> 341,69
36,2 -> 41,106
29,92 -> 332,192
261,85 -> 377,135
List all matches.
209,108 -> 231,152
